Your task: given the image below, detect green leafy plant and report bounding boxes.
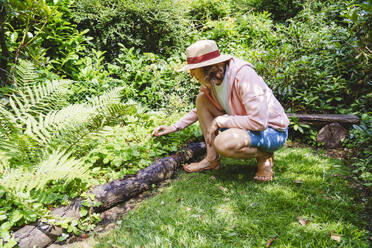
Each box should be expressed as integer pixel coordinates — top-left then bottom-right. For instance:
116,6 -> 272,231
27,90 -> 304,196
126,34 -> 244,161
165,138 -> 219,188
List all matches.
0,61 -> 132,245
112,46 -> 199,110
346,114 -> 372,187
70,0 -> 191,62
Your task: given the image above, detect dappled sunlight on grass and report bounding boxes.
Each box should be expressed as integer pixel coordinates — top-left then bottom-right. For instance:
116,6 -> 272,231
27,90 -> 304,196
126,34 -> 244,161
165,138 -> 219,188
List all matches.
95,147 -> 369,247
215,202 -> 236,224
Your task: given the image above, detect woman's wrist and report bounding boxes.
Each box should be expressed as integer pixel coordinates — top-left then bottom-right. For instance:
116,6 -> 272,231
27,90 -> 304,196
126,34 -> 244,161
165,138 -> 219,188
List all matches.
171,124 -> 180,132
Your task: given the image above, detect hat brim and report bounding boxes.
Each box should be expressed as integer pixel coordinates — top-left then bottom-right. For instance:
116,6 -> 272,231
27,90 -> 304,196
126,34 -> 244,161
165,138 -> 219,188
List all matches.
177,54 -> 233,72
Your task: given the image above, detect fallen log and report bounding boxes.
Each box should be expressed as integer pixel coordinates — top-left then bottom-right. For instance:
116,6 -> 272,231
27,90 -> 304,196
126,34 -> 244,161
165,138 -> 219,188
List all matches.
287,113 -> 360,125
90,142 -> 206,211
13,142 -> 206,248
287,113 -> 360,148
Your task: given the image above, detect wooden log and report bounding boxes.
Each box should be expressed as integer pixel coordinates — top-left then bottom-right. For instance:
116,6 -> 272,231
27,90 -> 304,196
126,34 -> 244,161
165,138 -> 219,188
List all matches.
287,113 -> 360,125
90,142 -> 206,211
13,142 -> 206,248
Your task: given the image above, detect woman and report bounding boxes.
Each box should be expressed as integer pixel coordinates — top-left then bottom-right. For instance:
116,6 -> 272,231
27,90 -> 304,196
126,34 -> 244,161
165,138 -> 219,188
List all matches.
153,40 -> 289,182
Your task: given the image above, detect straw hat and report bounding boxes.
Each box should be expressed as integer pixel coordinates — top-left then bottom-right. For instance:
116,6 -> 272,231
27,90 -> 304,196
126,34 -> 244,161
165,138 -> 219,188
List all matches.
178,40 -> 232,72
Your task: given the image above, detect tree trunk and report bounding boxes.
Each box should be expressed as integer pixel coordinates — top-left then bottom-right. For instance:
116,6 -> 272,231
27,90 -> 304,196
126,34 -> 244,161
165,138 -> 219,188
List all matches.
0,4 -> 9,85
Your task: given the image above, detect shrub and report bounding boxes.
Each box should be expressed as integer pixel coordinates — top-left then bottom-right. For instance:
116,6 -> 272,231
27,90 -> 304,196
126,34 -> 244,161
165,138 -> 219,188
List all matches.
346,114 -> 372,187
201,12 -> 277,52
70,0 -> 191,62
233,0 -> 306,21
187,0 -> 232,24
0,0 -> 91,82
112,46 -> 199,110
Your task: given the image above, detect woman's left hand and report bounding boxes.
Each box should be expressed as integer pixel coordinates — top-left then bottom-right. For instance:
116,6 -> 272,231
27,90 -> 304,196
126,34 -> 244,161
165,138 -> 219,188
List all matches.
206,119 -> 219,145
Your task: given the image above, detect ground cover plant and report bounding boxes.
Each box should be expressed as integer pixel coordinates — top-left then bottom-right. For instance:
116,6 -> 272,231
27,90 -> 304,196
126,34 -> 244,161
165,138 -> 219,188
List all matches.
95,147 -> 369,247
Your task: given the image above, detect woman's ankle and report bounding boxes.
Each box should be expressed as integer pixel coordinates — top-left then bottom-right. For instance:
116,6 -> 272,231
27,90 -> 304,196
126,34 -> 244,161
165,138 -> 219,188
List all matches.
206,154 -> 220,162
256,152 -> 274,166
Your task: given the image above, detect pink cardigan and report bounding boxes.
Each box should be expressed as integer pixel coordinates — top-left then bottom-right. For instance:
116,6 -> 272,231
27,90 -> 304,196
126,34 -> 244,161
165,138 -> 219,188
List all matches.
172,57 -> 290,131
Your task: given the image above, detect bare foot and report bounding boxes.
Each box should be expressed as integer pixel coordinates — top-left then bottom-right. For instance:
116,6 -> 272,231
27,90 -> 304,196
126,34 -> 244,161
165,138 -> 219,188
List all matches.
183,157 -> 220,173
254,154 -> 274,182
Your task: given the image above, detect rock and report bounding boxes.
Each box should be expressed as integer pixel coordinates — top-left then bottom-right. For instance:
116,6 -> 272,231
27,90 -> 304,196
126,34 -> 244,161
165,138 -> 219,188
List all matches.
317,122 -> 348,149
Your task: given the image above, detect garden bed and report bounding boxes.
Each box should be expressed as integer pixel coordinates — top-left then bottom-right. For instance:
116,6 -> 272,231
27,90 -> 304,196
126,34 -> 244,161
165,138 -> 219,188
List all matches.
14,142 -> 206,248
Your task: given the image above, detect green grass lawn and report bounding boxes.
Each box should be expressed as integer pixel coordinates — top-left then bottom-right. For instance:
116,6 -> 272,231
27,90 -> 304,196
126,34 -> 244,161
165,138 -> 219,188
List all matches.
94,147 -> 369,248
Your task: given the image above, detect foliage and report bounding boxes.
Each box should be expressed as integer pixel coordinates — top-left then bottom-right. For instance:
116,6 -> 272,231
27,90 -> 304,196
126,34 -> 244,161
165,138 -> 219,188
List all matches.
344,0 -> 372,56
346,114 -> 372,186
240,0 -> 305,21
70,0 -> 191,62
112,46 -> 199,109
288,115 -> 317,146
0,61 -> 133,245
187,0 -> 232,24
75,109 -> 201,185
0,0 -> 91,83
0,0 -> 51,84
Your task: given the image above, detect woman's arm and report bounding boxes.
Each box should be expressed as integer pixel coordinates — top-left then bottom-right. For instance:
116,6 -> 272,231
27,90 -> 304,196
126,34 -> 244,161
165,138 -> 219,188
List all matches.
152,108 -> 198,136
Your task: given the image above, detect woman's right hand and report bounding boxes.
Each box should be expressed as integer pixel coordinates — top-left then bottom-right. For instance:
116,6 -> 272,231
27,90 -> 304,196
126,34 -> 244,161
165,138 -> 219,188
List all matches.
152,125 -> 177,136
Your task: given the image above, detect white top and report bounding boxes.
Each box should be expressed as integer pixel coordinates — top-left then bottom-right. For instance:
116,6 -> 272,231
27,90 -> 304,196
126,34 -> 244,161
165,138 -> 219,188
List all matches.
213,65 -> 230,114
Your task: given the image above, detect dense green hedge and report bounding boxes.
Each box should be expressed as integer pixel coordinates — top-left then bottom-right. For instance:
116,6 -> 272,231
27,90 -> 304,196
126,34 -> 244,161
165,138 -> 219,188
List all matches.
70,0 -> 190,61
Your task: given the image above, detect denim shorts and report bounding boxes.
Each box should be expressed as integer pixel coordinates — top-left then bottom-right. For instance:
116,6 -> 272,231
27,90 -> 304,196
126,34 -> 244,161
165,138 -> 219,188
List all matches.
219,127 -> 288,152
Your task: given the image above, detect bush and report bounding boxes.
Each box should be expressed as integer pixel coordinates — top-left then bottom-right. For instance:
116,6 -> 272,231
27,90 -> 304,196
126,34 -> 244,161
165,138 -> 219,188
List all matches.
111,46 -> 200,110
346,114 -> 372,187
187,0 -> 232,24
70,0 -> 191,62
233,0 -> 306,21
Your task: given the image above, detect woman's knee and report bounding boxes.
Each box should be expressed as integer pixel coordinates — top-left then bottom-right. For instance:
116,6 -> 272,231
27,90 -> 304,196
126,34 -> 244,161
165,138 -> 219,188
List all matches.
214,129 -> 250,156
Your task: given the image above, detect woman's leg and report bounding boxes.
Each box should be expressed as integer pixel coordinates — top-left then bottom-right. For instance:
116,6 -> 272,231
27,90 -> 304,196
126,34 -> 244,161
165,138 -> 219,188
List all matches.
184,93 -> 224,171
214,128 -> 274,181
214,128 -> 266,158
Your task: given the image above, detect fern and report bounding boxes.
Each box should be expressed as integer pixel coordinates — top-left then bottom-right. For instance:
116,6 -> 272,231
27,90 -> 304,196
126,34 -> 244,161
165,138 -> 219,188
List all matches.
8,80 -> 72,122
0,104 -> 21,131
14,59 -> 40,88
0,150 -> 90,193
0,150 -> 90,222
0,150 -> 11,172
0,61 -> 134,230
21,87 -> 126,147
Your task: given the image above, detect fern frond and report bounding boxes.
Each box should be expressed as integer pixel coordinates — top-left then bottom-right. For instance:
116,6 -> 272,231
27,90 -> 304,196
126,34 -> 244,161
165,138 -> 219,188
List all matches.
24,103 -> 95,144
15,59 -> 40,88
3,85 -> 130,161
0,150 -> 11,173
88,87 -> 136,117
9,80 -> 72,122
24,87 -> 126,145
88,86 -> 123,108
0,150 -> 90,193
0,104 -> 21,132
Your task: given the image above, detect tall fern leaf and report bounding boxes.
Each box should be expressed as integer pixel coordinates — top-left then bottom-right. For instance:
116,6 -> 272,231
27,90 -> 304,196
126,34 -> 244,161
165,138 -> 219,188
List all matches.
9,80 -> 72,122
14,59 -> 40,88
0,150 -> 90,193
